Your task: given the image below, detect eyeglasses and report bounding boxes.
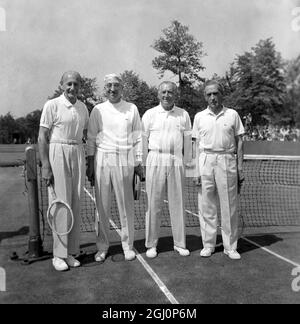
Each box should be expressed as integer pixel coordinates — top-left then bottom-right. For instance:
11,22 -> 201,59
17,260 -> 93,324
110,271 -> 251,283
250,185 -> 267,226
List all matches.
206,92 -> 219,96
105,83 -> 121,89
66,82 -> 79,87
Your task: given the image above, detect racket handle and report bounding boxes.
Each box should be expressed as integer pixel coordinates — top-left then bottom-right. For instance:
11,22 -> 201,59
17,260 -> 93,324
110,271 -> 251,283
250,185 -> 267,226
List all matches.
49,185 -> 57,200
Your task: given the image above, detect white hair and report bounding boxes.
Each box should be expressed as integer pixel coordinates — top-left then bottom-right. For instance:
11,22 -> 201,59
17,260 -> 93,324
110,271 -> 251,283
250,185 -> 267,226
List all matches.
104,73 -> 122,84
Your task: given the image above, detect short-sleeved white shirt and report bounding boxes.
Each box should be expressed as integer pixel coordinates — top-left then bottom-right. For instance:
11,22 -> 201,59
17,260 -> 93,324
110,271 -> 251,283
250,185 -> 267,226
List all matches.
40,94 -> 89,143
142,104 -> 192,155
192,106 -> 244,153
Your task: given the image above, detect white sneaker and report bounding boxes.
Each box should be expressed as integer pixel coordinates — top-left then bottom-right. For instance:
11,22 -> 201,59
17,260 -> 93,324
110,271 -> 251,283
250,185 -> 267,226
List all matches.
65,255 -> 81,267
52,257 -> 68,271
200,247 -> 215,257
94,251 -> 107,262
224,249 -> 241,260
146,247 -> 157,259
124,250 -> 136,261
174,246 -> 190,257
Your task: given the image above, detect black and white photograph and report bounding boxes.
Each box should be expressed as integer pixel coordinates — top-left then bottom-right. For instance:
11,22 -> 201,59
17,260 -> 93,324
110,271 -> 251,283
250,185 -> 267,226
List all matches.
0,0 -> 300,308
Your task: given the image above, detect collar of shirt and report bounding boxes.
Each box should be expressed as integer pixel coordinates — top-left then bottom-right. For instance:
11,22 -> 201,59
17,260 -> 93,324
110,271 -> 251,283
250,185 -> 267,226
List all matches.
157,104 -> 176,113
205,105 -> 227,118
60,94 -> 77,108
106,99 -> 125,111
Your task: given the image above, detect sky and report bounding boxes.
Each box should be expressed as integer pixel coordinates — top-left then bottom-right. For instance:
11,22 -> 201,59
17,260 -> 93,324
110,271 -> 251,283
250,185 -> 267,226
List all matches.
0,0 -> 299,117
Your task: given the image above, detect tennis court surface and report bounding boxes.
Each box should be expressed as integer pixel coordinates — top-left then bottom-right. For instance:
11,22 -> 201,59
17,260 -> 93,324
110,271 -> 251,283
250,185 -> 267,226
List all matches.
1,159 -> 300,305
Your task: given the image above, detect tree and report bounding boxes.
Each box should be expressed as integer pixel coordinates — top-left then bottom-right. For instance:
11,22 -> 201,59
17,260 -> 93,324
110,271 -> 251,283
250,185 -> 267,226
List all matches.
0,113 -> 18,143
49,76 -> 100,114
151,20 -> 206,91
24,110 -> 42,143
224,38 -> 286,125
285,55 -> 300,126
120,70 -> 158,116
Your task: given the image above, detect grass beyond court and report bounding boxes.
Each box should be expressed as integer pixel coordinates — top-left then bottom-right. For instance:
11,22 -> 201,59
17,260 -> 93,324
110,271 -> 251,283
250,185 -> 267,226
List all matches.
0,166 -> 300,304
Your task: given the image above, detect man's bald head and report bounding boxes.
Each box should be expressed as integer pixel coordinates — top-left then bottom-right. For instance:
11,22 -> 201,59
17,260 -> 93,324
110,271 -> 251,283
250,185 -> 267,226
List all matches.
158,81 -> 177,111
158,81 -> 177,94
60,71 -> 82,104
60,71 -> 82,85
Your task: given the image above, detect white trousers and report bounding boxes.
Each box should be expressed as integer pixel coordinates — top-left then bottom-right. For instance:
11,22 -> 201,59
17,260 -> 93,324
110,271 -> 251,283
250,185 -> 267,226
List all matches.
49,143 -> 85,258
198,152 -> 239,251
145,151 -> 186,249
94,151 -> 135,253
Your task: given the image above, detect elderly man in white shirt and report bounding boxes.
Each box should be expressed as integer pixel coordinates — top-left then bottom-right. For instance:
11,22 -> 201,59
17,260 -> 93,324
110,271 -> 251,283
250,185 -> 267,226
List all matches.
142,81 -> 192,258
192,80 -> 244,260
38,71 -> 89,271
87,74 -> 143,262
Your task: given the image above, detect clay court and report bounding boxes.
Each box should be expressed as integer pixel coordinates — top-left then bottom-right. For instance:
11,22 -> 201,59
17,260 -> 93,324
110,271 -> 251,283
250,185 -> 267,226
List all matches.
0,145 -> 300,304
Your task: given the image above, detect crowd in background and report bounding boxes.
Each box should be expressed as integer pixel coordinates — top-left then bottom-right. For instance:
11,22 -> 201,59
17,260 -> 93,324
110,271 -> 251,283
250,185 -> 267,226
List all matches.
242,113 -> 300,141
243,124 -> 300,142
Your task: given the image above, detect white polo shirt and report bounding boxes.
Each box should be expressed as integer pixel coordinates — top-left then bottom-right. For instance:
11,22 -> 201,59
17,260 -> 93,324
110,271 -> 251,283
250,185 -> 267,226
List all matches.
40,94 -> 89,143
142,104 -> 192,156
192,106 -> 244,153
87,99 -> 142,162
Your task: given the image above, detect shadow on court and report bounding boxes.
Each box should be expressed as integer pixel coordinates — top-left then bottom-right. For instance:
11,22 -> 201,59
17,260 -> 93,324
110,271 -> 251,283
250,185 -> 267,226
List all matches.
0,226 -> 29,243
239,234 -> 283,254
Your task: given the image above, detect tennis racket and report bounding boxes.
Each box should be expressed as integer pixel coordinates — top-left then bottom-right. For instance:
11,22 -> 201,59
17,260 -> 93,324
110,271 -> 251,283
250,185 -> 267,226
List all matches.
133,173 -> 141,200
47,185 -> 74,236
133,166 -> 145,201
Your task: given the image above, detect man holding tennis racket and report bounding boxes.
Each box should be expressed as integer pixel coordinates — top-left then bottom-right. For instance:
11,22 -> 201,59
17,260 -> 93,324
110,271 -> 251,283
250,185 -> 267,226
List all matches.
142,81 -> 192,259
87,74 -> 143,262
38,71 -> 89,271
192,80 -> 244,260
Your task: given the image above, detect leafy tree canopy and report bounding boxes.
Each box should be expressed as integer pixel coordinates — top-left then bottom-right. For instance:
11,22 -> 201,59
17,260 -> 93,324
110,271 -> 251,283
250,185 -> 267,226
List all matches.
152,20 -> 206,89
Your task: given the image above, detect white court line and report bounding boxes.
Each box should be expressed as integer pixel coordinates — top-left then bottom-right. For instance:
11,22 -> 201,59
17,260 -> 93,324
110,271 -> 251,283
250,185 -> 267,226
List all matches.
241,237 -> 300,268
83,187 -> 179,305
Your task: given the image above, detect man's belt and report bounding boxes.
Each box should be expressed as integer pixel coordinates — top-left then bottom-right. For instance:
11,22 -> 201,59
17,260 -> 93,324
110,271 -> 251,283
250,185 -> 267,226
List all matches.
200,149 -> 235,155
50,139 -> 80,145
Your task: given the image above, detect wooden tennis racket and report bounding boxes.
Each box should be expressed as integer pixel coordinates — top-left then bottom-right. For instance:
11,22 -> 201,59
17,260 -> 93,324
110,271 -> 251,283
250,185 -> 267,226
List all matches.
47,185 -> 74,236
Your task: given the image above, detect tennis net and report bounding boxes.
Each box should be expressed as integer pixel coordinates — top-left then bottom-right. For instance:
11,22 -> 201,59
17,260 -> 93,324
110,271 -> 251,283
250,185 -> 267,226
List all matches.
37,155 -> 300,234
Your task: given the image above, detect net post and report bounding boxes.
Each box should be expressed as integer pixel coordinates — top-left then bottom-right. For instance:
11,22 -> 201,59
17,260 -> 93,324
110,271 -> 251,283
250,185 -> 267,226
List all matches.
25,145 -> 43,258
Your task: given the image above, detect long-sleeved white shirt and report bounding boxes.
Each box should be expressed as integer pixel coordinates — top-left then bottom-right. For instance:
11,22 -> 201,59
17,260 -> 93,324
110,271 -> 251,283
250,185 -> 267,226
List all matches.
87,100 -> 142,164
